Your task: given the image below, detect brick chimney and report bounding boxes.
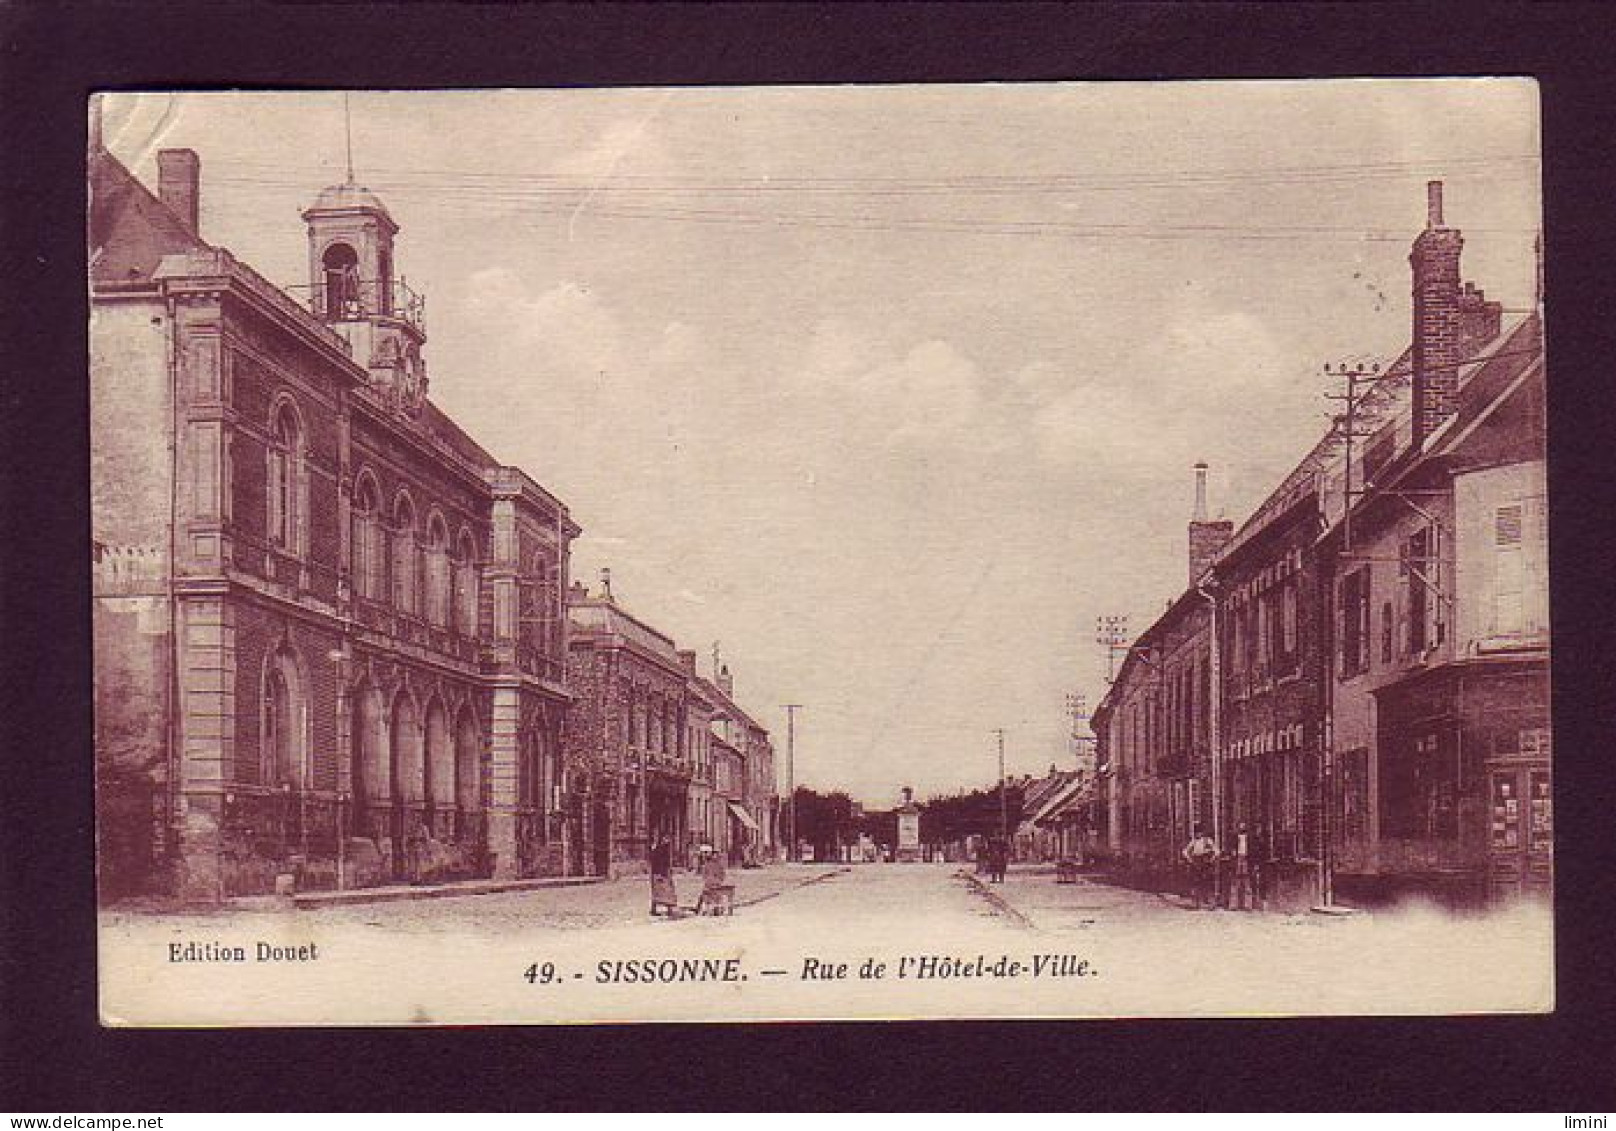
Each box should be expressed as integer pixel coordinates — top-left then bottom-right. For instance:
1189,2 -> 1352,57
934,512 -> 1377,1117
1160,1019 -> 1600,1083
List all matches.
717,663 -> 733,698
1457,281 -> 1503,357
677,649 -> 697,676
1188,462 -> 1233,584
157,148 -> 200,234
1409,181 -> 1463,445
1410,183 -> 1505,448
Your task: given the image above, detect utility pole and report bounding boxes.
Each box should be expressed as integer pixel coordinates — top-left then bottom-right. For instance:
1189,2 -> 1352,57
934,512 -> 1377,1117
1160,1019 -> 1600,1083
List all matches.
992,728 -> 1007,846
1066,692 -> 1094,768
1096,615 -> 1130,682
783,704 -> 803,863
1319,359 -> 1396,909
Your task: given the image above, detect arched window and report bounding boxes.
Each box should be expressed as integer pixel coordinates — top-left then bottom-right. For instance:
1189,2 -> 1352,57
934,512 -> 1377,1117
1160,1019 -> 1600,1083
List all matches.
453,529 -> 479,637
392,495 -> 418,616
352,675 -> 389,833
321,242 -> 361,318
391,691 -> 424,805
262,645 -> 306,788
425,697 -> 452,828
454,706 -> 481,819
425,514 -> 451,628
267,403 -> 305,557
351,474 -> 382,601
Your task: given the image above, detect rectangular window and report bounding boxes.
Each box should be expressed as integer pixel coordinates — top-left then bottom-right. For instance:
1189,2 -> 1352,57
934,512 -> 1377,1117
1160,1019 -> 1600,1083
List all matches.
1494,503 -> 1526,636
1339,567 -> 1370,677
1280,582 -> 1298,665
1405,528 -> 1429,653
1337,746 -> 1369,847
1255,594 -> 1270,681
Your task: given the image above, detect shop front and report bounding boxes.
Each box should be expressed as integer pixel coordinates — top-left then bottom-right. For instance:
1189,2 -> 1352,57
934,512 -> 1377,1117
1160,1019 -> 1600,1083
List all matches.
1373,659 -> 1549,907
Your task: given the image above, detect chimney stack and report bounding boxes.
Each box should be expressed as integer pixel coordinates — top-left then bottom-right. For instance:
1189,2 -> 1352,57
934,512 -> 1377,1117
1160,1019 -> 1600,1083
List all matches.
718,663 -> 733,698
677,649 -> 697,676
1188,462 -> 1233,585
1409,180 -> 1465,446
157,148 -> 200,234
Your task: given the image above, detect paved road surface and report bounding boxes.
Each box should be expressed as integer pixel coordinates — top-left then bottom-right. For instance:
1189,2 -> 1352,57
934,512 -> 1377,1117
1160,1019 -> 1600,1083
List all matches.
102,862 -> 1195,938
98,862 -> 1553,1024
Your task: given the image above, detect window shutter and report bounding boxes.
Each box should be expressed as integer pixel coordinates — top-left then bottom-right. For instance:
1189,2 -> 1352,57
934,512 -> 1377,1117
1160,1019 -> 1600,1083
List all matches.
1495,504 -> 1524,547
1494,502 -> 1526,636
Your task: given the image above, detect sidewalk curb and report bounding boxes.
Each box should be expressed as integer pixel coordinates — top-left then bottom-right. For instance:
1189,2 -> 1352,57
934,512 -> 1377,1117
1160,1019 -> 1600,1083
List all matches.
734,866 -> 850,910
958,871 -> 1034,929
283,874 -> 606,910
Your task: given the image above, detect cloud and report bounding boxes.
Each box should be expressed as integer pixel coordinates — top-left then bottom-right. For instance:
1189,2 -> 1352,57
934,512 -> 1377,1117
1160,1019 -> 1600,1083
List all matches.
553,114 -> 671,179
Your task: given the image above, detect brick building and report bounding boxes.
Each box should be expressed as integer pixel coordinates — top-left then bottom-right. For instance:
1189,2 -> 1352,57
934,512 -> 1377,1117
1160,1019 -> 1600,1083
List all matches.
1093,466 -> 1218,883
1089,181 -> 1549,910
697,663 -> 780,865
91,144 -> 579,901
1206,463 -> 1330,909
681,652 -> 717,866
564,582 -> 696,875
1318,185 -> 1548,906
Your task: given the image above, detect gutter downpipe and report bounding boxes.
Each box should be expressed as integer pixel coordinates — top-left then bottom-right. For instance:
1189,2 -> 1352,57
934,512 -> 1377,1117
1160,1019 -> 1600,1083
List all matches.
163,287 -> 188,898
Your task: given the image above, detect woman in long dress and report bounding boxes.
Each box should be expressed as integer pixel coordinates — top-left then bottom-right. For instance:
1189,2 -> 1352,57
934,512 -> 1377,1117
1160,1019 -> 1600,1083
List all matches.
649,835 -> 677,916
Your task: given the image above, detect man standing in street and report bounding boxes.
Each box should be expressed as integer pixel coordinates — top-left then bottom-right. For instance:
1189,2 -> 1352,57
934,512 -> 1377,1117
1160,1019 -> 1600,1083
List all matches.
1229,822 -> 1256,911
1182,825 -> 1218,909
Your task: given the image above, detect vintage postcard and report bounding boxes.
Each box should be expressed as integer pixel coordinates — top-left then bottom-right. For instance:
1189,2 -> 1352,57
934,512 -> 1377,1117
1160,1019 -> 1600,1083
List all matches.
90,82 -> 1551,1026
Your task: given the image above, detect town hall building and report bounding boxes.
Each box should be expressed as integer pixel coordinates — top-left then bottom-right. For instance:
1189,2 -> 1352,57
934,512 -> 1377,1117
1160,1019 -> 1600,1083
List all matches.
91,141 -> 581,901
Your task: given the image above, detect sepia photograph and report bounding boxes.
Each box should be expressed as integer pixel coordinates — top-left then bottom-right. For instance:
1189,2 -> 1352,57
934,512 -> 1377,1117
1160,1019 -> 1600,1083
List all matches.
88,81 -> 1551,1026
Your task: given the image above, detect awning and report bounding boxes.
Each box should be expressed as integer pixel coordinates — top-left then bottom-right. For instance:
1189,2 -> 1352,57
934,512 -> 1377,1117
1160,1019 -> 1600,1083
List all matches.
1035,778 -> 1093,827
725,800 -> 760,832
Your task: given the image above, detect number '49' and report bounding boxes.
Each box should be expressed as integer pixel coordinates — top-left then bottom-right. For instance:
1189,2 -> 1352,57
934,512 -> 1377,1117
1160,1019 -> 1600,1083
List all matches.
525,962 -> 557,984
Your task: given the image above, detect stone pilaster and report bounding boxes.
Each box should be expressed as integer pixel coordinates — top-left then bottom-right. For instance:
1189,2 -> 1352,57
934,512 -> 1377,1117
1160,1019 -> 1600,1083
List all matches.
174,593 -> 235,901
487,678 -> 523,878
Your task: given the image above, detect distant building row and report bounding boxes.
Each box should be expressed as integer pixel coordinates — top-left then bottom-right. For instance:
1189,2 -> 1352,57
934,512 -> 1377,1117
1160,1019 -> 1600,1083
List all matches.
1082,183 -> 1548,909
90,141 -> 777,902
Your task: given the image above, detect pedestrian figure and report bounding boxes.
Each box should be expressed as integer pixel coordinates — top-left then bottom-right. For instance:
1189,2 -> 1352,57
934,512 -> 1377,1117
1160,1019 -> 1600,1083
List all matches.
695,844 -> 733,916
992,838 -> 1009,884
1181,825 -> 1218,909
1229,822 -> 1255,911
649,834 -> 677,916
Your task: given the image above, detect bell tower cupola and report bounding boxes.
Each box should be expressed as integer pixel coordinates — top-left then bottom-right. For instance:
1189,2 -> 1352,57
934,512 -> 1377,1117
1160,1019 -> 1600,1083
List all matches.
301,179 -> 428,415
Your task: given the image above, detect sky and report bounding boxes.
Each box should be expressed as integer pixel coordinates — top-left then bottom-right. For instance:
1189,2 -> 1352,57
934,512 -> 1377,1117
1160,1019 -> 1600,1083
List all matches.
100,83 -> 1541,805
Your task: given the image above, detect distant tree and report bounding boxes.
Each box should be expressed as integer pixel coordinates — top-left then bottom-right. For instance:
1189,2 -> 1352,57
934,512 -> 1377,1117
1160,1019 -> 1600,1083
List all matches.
793,786 -> 856,860
919,781 -> 1025,845
858,807 -> 898,852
